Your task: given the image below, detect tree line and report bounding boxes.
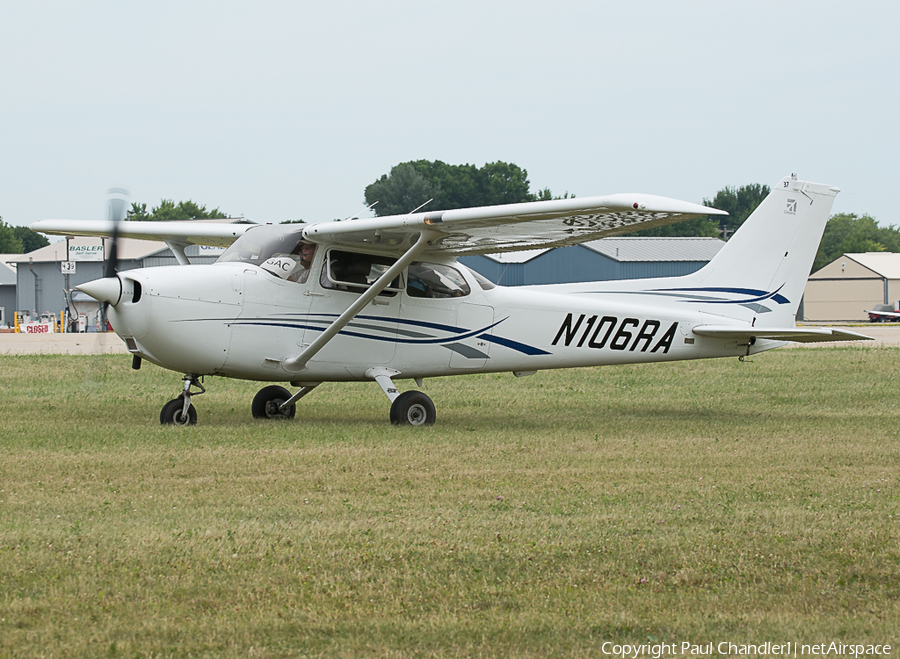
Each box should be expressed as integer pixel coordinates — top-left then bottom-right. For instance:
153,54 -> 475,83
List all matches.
362,160 -> 563,216
0,219 -> 49,253
127,200 -> 228,222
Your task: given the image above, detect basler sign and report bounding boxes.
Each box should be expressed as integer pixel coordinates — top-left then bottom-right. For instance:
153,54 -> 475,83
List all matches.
68,244 -> 104,262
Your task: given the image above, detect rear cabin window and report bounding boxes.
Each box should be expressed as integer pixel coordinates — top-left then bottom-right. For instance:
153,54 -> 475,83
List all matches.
321,250 -> 401,297
407,263 -> 470,298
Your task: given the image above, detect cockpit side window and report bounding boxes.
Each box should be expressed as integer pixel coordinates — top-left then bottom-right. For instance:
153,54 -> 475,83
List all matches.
406,262 -> 471,298
321,250 -> 401,296
468,268 -> 496,290
215,226 -> 316,284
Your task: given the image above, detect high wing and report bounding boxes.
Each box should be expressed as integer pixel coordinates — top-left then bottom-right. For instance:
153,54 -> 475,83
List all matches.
30,219 -> 253,248
692,326 -> 872,344
865,309 -> 900,318
32,194 -> 723,256
302,194 -> 726,256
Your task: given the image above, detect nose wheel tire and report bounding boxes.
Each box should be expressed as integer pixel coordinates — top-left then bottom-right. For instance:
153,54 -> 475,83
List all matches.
160,398 -> 198,426
252,385 -> 297,420
390,391 -> 436,426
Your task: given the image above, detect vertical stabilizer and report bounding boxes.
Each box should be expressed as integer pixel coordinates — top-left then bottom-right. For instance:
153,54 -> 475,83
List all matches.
672,175 -> 839,326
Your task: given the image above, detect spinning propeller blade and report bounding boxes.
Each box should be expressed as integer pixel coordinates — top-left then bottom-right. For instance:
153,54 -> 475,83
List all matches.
95,188 -> 131,328
104,187 -> 129,278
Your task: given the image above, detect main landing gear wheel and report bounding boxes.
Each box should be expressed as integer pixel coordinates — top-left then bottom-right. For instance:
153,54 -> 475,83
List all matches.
390,391 -> 436,426
252,385 -> 297,420
160,397 -> 198,426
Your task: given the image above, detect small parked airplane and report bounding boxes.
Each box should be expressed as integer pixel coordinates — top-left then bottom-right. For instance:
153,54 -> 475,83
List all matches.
32,174 -> 869,426
865,305 -> 900,322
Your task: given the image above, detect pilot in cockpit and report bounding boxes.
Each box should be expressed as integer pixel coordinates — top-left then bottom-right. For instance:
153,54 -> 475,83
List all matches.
287,241 -> 316,283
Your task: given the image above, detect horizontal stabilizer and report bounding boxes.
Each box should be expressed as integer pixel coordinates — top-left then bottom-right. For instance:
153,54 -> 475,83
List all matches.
692,325 -> 872,343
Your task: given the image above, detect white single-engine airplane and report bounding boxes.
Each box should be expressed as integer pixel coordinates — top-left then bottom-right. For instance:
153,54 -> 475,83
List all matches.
32,174 -> 869,426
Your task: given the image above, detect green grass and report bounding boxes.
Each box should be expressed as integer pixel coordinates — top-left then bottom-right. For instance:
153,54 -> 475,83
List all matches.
1,348 -> 898,657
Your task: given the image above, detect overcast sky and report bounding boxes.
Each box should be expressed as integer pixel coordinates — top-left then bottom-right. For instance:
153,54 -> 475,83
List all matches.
1,1 -> 897,232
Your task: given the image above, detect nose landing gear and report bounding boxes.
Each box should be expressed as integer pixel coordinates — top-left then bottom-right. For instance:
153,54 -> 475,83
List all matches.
159,374 -> 205,426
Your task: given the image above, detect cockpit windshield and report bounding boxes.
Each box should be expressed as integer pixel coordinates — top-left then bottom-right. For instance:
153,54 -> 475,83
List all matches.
215,225 -> 306,266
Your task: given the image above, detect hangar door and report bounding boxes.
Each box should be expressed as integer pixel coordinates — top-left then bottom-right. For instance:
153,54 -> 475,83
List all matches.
803,277 -> 884,321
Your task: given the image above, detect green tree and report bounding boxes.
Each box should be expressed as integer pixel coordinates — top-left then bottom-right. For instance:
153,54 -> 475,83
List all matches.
127,202 -> 150,221
127,200 -> 227,221
364,164 -> 442,217
13,226 -> 49,252
703,183 -> 770,237
623,216 -> 721,238
0,218 -> 24,253
812,213 -> 900,272
625,182 -> 769,238
0,215 -> 48,253
532,187 -> 553,202
478,161 -> 532,206
407,160 -> 478,211
364,160 -> 547,216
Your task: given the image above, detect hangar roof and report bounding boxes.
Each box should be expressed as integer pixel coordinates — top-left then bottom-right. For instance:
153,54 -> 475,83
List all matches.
6,237 -> 168,263
844,253 -> 900,279
0,259 -> 16,285
12,218 -> 253,264
0,255 -> 19,271
481,249 -> 551,264
583,237 -> 725,262
478,237 -> 724,264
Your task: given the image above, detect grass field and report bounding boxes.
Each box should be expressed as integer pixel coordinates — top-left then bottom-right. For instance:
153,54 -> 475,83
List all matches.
1,348 -> 898,658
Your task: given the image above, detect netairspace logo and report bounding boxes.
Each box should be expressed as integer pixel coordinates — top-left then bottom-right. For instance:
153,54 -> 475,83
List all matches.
599,641 -> 892,658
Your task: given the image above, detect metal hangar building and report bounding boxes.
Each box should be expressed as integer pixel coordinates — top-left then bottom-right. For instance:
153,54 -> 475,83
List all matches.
459,237 -> 725,286
804,252 -> 900,321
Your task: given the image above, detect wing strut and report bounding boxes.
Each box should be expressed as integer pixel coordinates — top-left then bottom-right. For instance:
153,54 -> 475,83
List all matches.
281,230 -> 439,373
165,240 -> 191,266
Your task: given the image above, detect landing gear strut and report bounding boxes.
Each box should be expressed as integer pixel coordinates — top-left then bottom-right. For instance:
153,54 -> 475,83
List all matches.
369,367 -> 436,426
160,374 -> 205,426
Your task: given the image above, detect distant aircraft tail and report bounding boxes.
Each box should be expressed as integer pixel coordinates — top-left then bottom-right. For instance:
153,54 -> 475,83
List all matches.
643,174 -> 840,326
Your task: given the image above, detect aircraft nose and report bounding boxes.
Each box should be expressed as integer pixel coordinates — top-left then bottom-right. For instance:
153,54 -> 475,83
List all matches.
77,276 -> 123,306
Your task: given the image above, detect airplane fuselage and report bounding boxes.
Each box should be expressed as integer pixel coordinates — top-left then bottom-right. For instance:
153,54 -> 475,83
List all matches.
107,258 -> 753,384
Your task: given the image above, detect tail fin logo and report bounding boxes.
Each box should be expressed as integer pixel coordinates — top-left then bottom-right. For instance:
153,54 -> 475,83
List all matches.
785,199 -> 797,215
